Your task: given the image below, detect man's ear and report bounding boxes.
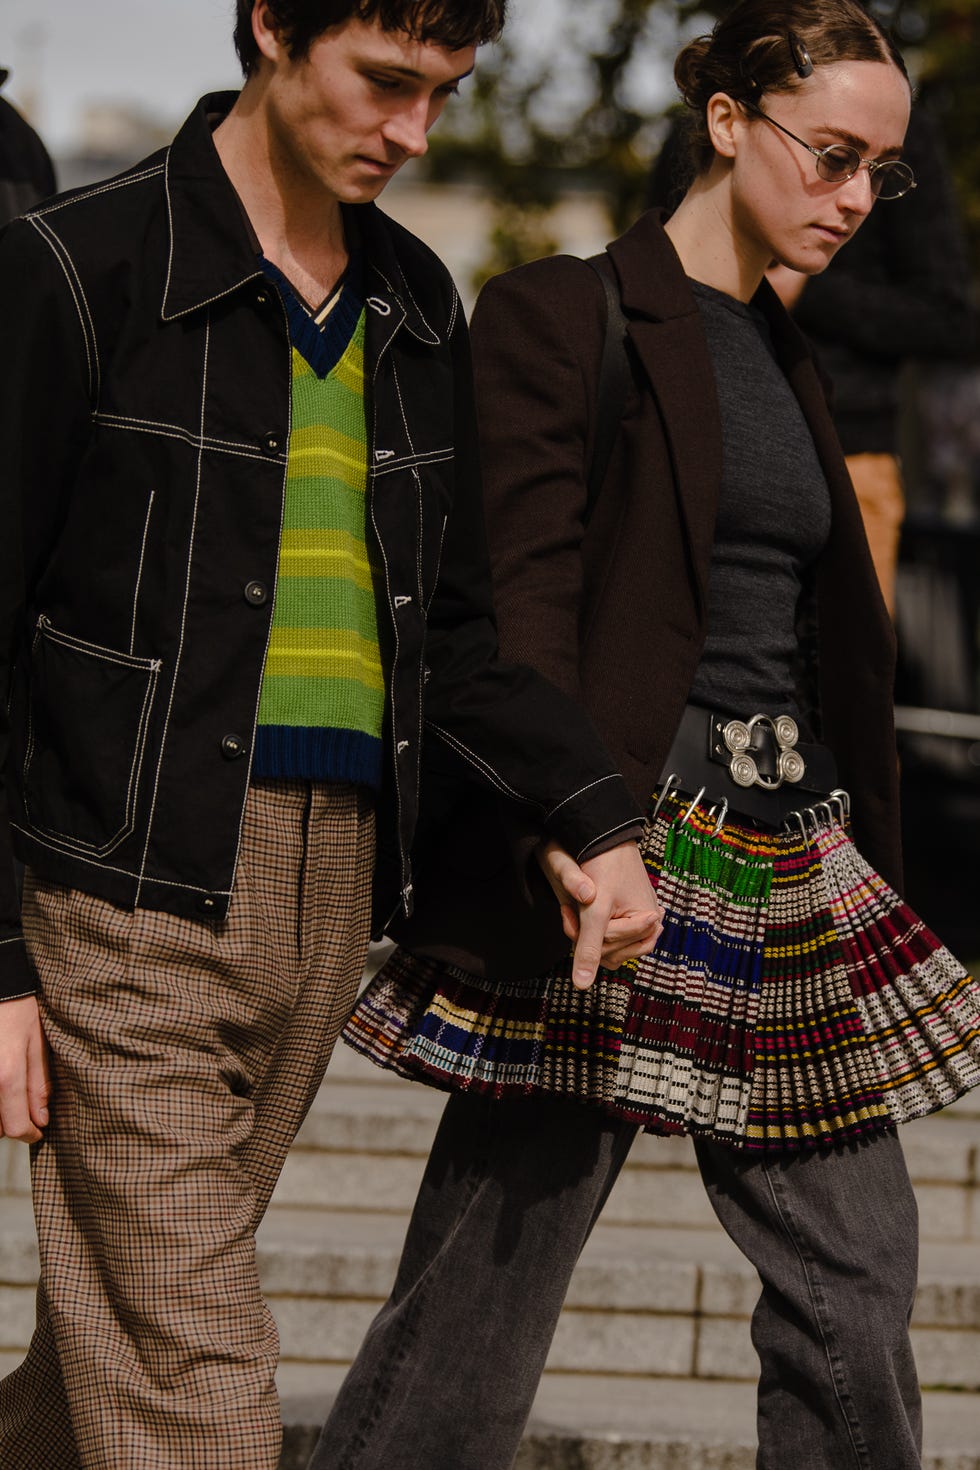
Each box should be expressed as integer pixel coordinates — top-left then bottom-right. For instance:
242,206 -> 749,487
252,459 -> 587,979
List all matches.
705,92 -> 742,161
251,1 -> 286,66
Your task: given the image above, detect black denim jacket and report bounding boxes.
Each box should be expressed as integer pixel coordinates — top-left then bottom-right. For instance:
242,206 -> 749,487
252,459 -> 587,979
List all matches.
0,94 -> 641,999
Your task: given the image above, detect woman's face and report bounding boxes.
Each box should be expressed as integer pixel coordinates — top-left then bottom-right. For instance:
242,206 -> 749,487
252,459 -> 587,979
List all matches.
723,59 -> 912,276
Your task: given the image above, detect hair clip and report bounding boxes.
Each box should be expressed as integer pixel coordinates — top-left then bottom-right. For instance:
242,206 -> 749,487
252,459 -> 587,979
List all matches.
788,31 -> 814,78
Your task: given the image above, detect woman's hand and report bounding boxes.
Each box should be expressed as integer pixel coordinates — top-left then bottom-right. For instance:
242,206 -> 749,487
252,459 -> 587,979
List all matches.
537,839 -> 664,990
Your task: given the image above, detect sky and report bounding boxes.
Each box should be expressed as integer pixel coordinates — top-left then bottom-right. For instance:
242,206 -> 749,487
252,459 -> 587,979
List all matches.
3,0 -> 241,153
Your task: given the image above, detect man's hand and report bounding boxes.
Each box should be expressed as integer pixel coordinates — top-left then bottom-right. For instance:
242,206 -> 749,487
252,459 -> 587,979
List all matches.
538,840 -> 663,991
0,996 -> 51,1143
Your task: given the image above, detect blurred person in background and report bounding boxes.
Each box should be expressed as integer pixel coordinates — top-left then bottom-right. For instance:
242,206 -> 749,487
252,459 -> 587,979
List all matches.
312,3 -> 980,1469
0,68 -> 55,224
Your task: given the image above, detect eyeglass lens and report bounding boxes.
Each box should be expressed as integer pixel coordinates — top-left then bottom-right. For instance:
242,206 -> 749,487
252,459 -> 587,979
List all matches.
815,145 -> 914,198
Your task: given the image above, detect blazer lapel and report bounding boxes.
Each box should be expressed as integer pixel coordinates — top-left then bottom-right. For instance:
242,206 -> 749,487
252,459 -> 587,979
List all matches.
608,213 -> 724,621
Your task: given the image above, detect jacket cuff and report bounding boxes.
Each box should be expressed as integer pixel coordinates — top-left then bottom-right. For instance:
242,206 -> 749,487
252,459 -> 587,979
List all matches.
542,773 -> 645,862
577,820 -> 646,863
0,936 -> 39,1001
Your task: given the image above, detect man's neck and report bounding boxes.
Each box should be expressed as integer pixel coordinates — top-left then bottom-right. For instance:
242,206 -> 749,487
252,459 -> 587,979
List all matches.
213,100 -> 349,307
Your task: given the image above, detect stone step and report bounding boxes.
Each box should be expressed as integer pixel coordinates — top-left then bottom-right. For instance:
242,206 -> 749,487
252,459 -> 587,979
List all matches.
270,1054 -> 980,1239
5,1196 -> 980,1391
276,1366 -> 980,1470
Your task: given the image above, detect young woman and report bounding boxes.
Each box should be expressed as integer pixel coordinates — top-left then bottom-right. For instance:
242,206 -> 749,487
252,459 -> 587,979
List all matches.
310,4 -> 980,1467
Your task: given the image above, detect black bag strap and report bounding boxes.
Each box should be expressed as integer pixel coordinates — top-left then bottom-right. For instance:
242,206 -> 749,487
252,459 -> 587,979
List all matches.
583,251 -> 630,523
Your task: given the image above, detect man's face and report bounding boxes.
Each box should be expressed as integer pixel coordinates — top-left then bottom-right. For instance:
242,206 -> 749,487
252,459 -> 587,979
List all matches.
257,10 -> 476,203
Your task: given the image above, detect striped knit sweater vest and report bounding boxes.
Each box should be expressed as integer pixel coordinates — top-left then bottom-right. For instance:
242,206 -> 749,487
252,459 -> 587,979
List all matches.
252,256 -> 384,787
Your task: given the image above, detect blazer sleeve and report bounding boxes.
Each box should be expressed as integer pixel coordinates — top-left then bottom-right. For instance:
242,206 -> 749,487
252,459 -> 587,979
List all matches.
468,255 -> 609,700
419,269 -> 643,861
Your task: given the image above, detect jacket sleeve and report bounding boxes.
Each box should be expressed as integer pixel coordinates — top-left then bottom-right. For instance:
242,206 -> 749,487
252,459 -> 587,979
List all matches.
0,215 -> 94,999
419,270 -> 643,861
793,110 -> 975,361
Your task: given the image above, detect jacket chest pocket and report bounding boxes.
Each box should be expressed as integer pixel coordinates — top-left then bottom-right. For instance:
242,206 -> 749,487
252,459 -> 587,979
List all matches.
22,617 -> 162,857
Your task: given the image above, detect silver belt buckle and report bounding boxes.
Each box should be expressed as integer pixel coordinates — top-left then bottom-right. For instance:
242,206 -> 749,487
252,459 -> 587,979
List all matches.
721,713 -> 805,791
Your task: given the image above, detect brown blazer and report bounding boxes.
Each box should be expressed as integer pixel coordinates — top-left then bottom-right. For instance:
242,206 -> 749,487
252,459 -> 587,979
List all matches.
393,209 -> 902,976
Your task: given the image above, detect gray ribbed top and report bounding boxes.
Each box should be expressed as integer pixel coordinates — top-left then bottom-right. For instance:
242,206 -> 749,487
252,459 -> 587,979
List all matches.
687,279 -> 831,717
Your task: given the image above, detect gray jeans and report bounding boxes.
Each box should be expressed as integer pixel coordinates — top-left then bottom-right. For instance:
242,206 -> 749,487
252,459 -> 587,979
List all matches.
308,1093 -> 921,1470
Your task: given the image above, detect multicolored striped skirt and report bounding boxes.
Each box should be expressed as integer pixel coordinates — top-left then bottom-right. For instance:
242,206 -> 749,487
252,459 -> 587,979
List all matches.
344,788 -> 980,1151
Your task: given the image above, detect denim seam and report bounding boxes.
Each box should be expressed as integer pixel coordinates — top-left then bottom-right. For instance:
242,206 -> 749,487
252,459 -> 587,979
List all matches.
339,1099 -> 497,1468
764,1162 -> 870,1469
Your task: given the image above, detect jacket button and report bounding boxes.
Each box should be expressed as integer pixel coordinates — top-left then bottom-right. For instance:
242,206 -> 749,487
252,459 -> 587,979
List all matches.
221,733 -> 247,760
255,289 -> 269,306
262,432 -> 283,455
244,580 -> 269,607
198,895 -> 218,914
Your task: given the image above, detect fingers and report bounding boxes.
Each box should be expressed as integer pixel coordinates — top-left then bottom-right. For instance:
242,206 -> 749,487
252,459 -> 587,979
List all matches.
0,996 -> 50,1144
27,1022 -> 52,1132
536,840 -> 597,909
571,900 -> 607,990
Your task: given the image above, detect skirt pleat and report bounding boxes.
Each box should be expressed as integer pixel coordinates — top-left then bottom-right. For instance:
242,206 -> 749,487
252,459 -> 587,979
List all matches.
343,789 -> 980,1151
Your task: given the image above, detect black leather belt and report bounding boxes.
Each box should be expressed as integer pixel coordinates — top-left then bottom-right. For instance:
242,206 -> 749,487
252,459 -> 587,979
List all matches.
658,704 -> 839,829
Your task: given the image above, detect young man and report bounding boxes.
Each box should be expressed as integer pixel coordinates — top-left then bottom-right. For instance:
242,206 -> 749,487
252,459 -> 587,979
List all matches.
0,4 -> 661,1467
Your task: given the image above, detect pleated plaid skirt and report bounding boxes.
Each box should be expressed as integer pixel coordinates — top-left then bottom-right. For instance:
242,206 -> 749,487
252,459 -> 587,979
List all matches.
344,787 -> 980,1151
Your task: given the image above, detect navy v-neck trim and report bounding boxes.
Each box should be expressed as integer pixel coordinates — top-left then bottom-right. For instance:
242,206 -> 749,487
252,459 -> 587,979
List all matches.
259,252 -> 365,379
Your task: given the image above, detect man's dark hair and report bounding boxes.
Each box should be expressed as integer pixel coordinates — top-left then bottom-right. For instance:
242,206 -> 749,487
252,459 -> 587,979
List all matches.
234,0 -> 506,75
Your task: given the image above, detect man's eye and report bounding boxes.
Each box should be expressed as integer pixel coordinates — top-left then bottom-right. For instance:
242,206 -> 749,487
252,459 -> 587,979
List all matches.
368,75 -> 400,92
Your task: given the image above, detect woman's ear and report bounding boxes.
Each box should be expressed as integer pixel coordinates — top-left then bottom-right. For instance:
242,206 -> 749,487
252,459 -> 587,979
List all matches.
705,92 -> 742,161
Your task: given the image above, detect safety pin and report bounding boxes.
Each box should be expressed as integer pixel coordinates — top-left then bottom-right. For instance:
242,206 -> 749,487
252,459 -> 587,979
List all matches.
829,788 -> 851,822
814,800 -> 835,833
679,786 -> 706,826
784,809 -> 810,849
800,805 -> 821,839
707,796 -> 729,836
651,773 -> 681,824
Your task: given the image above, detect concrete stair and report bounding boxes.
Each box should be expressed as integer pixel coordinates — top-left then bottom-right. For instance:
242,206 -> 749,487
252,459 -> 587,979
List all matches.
3,1023 -> 980,1466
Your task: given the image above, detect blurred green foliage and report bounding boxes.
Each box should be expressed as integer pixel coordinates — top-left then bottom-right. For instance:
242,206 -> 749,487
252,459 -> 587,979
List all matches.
427,0 -> 980,285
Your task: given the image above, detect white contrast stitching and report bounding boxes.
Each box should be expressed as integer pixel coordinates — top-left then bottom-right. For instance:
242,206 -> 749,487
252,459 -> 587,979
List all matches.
573,818 -> 643,864
548,773 -> 623,819
370,447 -> 453,478
426,721 -> 535,805
27,218 -> 96,402
93,412 -> 284,463
31,164 -> 165,217
130,489 -> 156,655
11,823 -> 233,896
424,514 -> 448,615
37,617 -> 161,671
22,621 -> 161,857
225,287 -> 293,901
135,312 -> 211,902
30,216 -> 102,407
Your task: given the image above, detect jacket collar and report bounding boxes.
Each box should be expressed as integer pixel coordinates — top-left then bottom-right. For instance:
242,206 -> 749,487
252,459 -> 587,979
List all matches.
162,91 -> 440,344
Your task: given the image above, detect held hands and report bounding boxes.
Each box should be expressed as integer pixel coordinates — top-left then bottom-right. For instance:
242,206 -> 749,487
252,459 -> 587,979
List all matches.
537,839 -> 664,991
0,995 -> 51,1144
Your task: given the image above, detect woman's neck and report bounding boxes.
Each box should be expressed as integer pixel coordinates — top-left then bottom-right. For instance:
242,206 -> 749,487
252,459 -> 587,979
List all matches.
663,173 -> 768,304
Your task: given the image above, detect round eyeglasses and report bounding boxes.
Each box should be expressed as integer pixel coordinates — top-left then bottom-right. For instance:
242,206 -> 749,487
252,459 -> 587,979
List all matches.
743,102 -> 917,200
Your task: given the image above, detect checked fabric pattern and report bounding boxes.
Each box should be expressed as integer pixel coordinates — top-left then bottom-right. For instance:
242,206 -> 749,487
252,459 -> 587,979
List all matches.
0,780 -> 375,1470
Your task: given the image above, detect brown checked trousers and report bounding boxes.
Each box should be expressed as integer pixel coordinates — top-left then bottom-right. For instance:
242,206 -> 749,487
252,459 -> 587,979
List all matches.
0,780 -> 375,1470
